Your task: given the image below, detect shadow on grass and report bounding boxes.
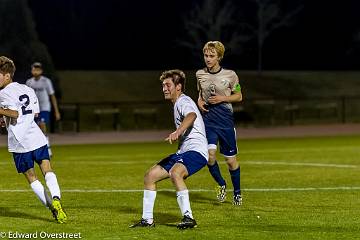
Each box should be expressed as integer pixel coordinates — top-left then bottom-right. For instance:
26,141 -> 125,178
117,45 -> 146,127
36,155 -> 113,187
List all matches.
118,203 -> 179,227
0,207 -> 52,223
158,191 -> 217,205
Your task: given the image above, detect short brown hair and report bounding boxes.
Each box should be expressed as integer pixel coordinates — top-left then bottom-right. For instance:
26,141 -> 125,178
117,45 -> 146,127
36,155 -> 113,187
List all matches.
160,69 -> 186,92
0,56 -> 16,78
203,41 -> 225,61
31,62 -> 43,69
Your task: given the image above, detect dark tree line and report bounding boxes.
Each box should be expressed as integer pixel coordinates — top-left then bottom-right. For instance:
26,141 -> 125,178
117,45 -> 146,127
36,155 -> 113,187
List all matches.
0,0 -> 55,83
179,0 -> 304,75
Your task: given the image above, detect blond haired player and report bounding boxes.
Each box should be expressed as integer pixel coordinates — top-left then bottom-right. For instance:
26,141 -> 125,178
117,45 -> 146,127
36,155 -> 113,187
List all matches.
197,41 -> 243,205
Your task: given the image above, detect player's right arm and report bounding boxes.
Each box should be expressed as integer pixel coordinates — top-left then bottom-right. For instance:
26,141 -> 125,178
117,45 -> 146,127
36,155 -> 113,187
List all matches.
0,108 -> 18,118
0,115 -> 5,127
0,92 -> 18,118
196,71 -> 209,112
165,112 -> 197,144
197,91 -> 209,112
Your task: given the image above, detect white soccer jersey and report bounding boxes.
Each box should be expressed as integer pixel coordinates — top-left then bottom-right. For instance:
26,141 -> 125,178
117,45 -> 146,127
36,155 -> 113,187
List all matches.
0,82 -> 48,153
174,94 -> 208,160
26,76 -> 55,111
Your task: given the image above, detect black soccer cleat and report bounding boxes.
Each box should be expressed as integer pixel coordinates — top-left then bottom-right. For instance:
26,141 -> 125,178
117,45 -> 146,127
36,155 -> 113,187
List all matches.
50,207 -> 58,221
129,218 -> 155,228
233,194 -> 243,206
177,215 -> 197,229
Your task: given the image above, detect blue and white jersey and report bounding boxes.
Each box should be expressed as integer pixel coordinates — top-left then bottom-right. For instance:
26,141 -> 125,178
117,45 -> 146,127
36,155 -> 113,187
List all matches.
26,76 -> 55,112
0,82 -> 48,153
202,104 -> 234,129
173,94 -> 208,160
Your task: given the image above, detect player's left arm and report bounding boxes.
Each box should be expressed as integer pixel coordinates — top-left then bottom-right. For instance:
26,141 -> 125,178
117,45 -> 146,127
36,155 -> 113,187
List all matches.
208,72 -> 242,104
207,87 -> 242,104
46,79 -> 61,121
165,112 -> 197,144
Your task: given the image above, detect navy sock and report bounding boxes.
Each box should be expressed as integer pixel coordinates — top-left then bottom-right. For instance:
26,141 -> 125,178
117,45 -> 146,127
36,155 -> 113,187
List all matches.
229,167 -> 241,195
207,161 -> 226,186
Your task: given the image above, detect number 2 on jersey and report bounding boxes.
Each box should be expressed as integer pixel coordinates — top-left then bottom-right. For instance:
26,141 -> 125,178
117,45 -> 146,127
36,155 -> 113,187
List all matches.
19,94 -> 32,115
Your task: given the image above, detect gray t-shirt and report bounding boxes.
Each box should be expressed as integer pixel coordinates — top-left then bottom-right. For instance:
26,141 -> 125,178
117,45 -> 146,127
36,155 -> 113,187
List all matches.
196,68 -> 240,112
26,76 -> 55,112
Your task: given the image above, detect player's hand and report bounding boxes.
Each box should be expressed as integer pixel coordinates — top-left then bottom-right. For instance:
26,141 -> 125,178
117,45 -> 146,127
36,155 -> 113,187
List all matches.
0,116 -> 5,127
198,98 -> 209,112
208,95 -> 225,104
165,130 -> 180,144
55,111 -> 61,121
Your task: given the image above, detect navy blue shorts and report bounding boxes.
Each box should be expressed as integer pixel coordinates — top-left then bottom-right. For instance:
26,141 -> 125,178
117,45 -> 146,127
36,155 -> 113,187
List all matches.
12,145 -> 50,173
35,111 -> 50,125
158,151 -> 207,177
206,127 -> 238,157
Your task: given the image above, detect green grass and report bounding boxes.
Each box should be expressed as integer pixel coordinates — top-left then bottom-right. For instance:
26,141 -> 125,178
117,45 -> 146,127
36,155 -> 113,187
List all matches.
0,135 -> 360,239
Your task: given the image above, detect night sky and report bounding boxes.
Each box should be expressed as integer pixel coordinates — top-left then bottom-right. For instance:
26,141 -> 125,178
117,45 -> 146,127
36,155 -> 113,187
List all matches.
28,0 -> 360,70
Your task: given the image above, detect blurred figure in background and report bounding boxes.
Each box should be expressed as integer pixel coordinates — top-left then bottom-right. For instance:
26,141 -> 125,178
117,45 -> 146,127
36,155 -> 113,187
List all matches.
26,62 -> 61,157
196,41 -> 243,205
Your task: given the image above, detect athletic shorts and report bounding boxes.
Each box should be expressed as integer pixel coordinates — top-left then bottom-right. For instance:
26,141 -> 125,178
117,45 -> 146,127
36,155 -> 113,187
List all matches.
206,127 -> 238,157
12,145 -> 50,173
35,111 -> 50,125
158,151 -> 207,177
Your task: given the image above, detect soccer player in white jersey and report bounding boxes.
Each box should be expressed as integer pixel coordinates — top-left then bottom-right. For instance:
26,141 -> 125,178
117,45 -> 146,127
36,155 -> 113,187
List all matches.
0,56 -> 67,223
197,41 -> 243,205
26,62 -> 61,157
130,69 -> 208,229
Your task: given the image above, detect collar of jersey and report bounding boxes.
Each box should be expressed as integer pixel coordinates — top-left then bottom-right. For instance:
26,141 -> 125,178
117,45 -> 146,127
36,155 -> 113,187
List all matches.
207,67 -> 222,75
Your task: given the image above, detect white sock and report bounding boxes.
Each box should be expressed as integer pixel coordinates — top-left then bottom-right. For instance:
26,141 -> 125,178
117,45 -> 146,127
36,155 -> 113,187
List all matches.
142,190 -> 156,223
176,190 -> 193,219
30,180 -> 48,207
45,172 -> 61,199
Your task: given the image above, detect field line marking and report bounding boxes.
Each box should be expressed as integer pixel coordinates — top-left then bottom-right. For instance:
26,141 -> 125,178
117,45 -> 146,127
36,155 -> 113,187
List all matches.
1,187 -> 360,193
246,161 -> 357,168
0,160 -> 357,168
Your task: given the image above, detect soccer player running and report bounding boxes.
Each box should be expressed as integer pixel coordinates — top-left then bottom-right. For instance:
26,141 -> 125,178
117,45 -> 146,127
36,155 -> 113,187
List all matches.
130,70 -> 208,229
196,41 -> 243,205
0,56 -> 67,223
26,62 -> 61,157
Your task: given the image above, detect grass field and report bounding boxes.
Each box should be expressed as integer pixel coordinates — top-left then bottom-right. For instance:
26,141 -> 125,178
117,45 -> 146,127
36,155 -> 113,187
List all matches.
0,135 -> 359,239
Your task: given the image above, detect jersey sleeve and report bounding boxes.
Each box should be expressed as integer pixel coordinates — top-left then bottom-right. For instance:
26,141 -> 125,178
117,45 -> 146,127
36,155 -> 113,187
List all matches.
178,98 -> 197,117
25,79 -> 31,87
229,71 -> 241,93
0,91 -> 17,111
196,70 -> 201,91
46,78 -> 55,95
30,89 -> 40,114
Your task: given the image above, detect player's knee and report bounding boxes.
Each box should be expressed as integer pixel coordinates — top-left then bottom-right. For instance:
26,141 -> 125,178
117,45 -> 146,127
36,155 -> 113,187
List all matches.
144,170 -> 156,184
208,150 -> 217,162
225,157 -> 238,169
39,122 -> 47,132
24,171 -> 37,183
169,169 -> 183,181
